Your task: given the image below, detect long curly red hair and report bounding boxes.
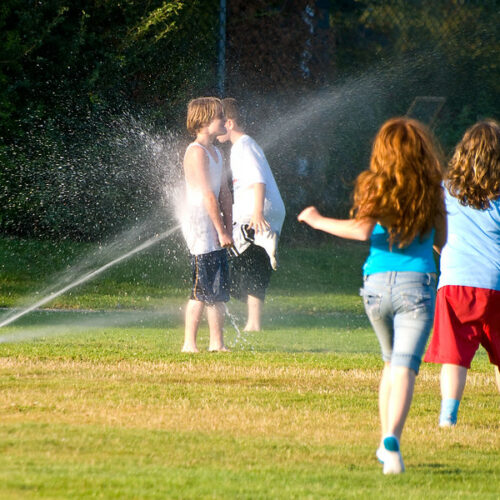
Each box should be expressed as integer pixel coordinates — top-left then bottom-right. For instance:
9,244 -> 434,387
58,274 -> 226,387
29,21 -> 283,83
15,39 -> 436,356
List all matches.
351,117 -> 444,248
446,119 -> 500,209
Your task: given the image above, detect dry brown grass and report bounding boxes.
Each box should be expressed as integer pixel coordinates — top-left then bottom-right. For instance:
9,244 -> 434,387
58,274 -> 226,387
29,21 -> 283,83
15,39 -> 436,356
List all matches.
1,356 -> 498,454
0,357 -> 382,443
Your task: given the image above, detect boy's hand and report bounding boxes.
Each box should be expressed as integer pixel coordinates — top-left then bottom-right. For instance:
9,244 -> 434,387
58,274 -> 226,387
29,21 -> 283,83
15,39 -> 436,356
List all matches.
218,229 -> 234,248
297,206 -> 320,226
248,212 -> 270,234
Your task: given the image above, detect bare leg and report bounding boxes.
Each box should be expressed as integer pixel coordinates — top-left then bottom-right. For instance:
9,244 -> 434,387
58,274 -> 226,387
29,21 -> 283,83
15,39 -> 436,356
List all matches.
386,366 -> 416,441
182,300 -> 204,353
495,366 -> 500,393
441,363 -> 467,400
379,363 -> 391,439
377,364 -> 412,474
207,302 -> 229,351
438,363 -> 467,426
244,294 -> 263,332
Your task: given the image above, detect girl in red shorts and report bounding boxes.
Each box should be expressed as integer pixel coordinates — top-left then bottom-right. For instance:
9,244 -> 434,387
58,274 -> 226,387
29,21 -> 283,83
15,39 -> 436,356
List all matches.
424,120 -> 500,426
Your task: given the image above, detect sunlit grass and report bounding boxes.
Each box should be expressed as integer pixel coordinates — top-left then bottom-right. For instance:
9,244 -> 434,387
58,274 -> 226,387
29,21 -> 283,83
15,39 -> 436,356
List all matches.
0,235 -> 367,310
0,236 -> 499,498
0,345 -> 498,499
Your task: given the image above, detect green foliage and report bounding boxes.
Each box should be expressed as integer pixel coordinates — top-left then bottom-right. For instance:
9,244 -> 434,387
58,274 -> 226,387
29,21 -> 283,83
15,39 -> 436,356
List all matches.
330,0 -> 499,149
131,1 -> 186,42
0,1 -> 219,240
0,0 -> 219,124
0,0 -> 498,240
268,0 -> 499,224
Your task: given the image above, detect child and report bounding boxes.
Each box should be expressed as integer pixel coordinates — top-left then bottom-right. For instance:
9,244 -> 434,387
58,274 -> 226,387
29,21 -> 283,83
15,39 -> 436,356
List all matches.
180,97 -> 233,353
298,117 -> 446,474
218,98 -> 286,332
424,119 -> 500,426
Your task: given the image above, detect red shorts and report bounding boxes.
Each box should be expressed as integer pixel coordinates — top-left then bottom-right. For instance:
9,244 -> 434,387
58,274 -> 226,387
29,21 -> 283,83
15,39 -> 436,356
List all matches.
424,285 -> 500,368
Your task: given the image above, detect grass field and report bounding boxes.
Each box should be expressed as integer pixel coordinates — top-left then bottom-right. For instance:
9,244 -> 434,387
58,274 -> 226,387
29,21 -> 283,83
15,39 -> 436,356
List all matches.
0,235 -> 499,499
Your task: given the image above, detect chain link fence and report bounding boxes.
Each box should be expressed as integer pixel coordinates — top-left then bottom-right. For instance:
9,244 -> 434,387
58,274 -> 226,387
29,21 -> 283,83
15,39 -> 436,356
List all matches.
221,1 -> 499,240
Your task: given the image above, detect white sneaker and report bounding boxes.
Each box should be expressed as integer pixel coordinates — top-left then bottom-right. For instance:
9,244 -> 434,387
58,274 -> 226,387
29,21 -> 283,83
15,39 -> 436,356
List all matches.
439,419 -> 456,428
376,445 -> 386,464
382,436 -> 405,475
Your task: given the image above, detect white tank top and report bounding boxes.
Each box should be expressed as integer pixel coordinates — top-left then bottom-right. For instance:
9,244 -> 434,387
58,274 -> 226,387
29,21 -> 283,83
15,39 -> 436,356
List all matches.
181,142 -> 224,255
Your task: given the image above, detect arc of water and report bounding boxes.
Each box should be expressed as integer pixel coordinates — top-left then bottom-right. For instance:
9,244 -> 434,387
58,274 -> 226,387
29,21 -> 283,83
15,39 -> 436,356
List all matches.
223,303 -> 253,350
223,303 -> 241,345
0,225 -> 180,329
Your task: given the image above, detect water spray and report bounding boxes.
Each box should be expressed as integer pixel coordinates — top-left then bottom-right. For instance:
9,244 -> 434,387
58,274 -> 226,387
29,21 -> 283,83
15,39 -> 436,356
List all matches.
0,224 -> 180,329
223,304 -> 253,351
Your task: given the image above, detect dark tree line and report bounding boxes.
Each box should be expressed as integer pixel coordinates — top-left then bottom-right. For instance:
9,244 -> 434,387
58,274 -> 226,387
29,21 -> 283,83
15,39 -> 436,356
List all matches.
0,1 -> 498,241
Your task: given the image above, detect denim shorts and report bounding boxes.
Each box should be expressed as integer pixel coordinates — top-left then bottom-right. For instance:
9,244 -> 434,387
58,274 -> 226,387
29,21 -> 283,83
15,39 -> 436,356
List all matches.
360,271 -> 436,373
190,249 -> 230,305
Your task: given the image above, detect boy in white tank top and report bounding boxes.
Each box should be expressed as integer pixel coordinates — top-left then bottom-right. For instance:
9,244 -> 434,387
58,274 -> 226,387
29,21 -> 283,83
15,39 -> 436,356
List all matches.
181,97 -> 233,353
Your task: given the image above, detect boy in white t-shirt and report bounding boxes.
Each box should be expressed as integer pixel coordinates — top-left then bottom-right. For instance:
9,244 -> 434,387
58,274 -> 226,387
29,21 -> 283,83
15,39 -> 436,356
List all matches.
218,98 -> 285,331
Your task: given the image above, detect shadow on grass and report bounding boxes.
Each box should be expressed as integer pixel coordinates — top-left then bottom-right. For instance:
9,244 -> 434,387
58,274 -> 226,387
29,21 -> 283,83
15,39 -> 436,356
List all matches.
0,306 -> 380,358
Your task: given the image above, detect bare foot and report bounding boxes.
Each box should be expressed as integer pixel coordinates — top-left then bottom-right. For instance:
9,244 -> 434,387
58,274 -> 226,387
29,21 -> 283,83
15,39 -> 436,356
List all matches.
181,345 -> 199,353
243,325 -> 261,332
208,345 -> 231,352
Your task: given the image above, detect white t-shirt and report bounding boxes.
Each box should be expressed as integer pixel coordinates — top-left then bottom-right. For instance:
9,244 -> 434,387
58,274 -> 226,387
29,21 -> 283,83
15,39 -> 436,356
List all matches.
181,142 -> 223,256
230,135 -> 285,234
438,189 -> 500,291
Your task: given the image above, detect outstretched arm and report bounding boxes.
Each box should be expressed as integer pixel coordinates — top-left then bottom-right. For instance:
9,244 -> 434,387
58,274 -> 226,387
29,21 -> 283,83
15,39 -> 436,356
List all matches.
297,206 -> 375,241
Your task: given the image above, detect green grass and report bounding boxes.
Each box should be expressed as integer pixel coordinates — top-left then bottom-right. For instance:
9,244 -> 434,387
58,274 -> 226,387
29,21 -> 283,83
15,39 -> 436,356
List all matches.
0,235 -> 499,499
0,234 -> 365,310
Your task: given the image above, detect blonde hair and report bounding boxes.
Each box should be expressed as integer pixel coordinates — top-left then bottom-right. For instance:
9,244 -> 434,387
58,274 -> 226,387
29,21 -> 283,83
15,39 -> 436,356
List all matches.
186,97 -> 223,136
446,119 -> 500,209
351,117 -> 444,248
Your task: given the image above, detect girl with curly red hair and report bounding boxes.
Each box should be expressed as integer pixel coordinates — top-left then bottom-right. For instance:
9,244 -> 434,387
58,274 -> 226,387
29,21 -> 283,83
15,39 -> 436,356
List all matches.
298,117 -> 446,474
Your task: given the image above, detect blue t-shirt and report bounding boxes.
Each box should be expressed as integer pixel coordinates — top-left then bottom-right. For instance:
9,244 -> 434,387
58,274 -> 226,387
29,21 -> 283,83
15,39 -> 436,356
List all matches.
438,189 -> 500,291
363,223 -> 436,276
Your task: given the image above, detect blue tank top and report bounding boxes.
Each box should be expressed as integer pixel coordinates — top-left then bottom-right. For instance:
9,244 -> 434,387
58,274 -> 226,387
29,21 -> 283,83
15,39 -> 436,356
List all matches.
363,223 -> 436,276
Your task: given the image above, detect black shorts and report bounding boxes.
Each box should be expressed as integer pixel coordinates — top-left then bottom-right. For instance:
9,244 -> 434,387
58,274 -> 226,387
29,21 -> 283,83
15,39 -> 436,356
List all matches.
230,244 -> 273,302
190,249 -> 230,304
